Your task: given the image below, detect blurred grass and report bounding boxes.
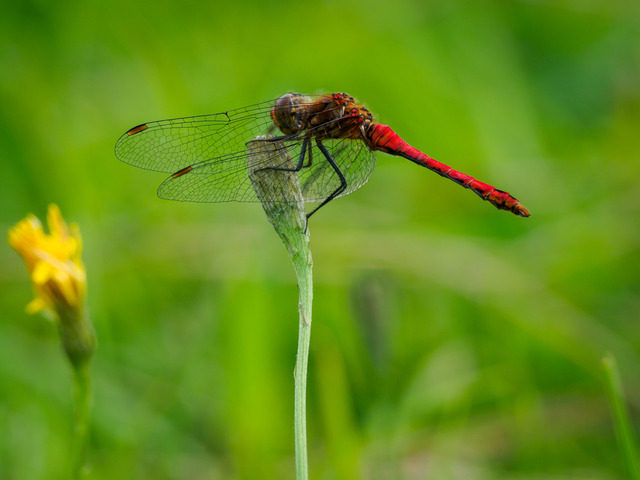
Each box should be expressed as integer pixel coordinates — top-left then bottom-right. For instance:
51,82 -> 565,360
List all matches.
603,353 -> 640,479
1,0 -> 639,478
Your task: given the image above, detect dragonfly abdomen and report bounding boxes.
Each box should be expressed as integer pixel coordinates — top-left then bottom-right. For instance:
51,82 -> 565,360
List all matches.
366,124 -> 530,217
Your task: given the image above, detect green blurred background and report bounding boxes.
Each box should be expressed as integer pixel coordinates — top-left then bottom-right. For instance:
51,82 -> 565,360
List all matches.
1,0 -> 639,478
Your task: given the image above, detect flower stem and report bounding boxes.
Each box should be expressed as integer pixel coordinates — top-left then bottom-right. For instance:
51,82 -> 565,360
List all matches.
293,236 -> 312,480
71,359 -> 92,479
248,137 -> 312,479
58,307 -> 94,479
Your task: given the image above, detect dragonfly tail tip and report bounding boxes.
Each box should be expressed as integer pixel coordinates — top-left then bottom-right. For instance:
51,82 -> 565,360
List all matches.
516,205 -> 531,217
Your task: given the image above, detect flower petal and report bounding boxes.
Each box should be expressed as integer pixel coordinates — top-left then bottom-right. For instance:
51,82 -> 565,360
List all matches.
32,261 -> 54,285
9,204 -> 87,319
26,297 -> 48,314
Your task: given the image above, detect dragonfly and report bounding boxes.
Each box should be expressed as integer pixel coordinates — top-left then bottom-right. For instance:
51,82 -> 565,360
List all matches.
115,92 -> 530,220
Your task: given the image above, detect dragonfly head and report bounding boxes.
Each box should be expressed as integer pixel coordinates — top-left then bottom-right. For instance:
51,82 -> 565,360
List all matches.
271,93 -> 308,135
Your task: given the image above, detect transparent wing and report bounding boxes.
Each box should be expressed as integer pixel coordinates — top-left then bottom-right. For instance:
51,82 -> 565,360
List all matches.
116,94 -> 377,205
298,137 -> 376,202
157,139 -> 306,203
114,100 -> 278,173
157,134 -> 377,204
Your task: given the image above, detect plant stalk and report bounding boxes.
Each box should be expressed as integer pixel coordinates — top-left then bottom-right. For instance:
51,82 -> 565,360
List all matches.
71,359 -> 92,479
248,137 -> 312,479
293,240 -> 312,480
603,353 -> 640,480
57,306 -> 95,479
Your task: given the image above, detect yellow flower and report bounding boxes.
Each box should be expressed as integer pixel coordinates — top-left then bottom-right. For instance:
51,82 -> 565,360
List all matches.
8,204 -> 87,317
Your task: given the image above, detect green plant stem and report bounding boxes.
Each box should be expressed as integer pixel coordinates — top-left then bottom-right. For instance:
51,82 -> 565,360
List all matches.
603,353 -> 640,480
248,137 -> 312,479
56,305 -> 95,479
56,306 -> 94,479
71,359 -> 92,479
293,238 -> 312,480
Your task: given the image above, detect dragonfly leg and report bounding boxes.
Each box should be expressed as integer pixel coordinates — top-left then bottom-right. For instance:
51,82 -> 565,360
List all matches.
305,139 -> 347,222
303,138 -> 313,168
256,136 -> 310,174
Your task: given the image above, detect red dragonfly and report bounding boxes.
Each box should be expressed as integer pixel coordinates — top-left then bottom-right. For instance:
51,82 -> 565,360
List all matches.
115,93 -> 530,220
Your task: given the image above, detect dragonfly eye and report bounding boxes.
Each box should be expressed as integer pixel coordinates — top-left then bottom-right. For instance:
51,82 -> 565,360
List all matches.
271,94 -> 306,135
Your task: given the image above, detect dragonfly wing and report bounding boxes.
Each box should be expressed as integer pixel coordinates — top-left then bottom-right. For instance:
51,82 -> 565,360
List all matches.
115,96 -> 376,206
298,137 -> 377,202
157,138 -> 307,203
114,101 -> 276,173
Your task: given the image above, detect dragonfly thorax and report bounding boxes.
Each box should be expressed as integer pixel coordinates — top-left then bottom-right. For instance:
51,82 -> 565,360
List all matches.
271,93 -> 373,141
